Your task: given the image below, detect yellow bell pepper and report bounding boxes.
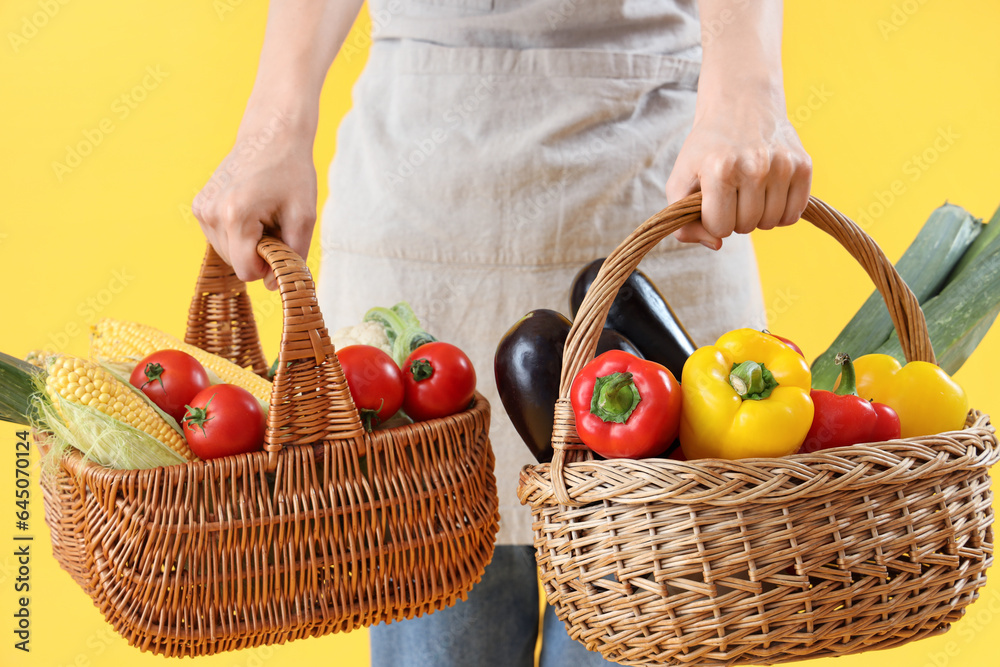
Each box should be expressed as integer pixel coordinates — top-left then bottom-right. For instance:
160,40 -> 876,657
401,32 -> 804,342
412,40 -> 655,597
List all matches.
844,354 -> 969,438
680,328 -> 814,459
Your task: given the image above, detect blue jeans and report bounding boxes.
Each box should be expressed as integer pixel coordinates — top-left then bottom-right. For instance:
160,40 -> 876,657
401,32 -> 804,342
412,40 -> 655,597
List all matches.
369,545 -> 618,667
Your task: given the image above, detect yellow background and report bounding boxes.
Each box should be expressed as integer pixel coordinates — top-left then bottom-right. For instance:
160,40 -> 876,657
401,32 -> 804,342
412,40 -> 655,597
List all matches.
2,1 -> 999,666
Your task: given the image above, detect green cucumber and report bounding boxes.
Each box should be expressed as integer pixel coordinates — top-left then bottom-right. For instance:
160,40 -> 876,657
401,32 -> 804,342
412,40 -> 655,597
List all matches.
811,203 -> 981,390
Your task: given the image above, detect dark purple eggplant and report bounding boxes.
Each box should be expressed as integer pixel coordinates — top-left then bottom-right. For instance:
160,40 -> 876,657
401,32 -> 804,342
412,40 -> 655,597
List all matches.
570,258 -> 696,381
494,309 -> 641,463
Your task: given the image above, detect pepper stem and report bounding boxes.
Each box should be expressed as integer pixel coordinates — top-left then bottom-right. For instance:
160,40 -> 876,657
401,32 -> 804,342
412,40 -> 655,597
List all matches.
590,372 -> 642,424
833,352 -> 859,397
729,361 -> 779,400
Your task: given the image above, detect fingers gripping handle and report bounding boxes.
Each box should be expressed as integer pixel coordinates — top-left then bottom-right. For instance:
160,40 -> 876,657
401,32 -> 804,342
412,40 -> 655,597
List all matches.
189,236 -> 367,470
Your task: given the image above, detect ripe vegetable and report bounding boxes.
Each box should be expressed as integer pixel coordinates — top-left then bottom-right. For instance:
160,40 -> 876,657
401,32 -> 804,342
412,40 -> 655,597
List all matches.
765,331 -> 804,357
799,353 -> 900,453
129,350 -> 210,422
0,352 -> 192,469
364,302 -> 437,367
182,384 -> 265,459
570,258 -> 697,381
494,309 -> 643,463
46,354 -> 197,461
869,401 -> 903,443
845,354 -> 969,439
91,318 -> 272,403
332,320 -> 393,357
402,342 -> 476,421
874,220 -> 1000,375
811,204 -> 982,390
570,350 -> 680,460
0,352 -> 42,426
680,329 -> 814,460
336,345 -> 405,431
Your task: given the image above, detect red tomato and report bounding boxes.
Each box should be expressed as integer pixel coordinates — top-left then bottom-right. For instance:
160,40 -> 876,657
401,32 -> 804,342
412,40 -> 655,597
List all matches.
182,384 -> 266,459
130,349 -> 210,422
337,345 -> 405,430
402,342 -> 477,421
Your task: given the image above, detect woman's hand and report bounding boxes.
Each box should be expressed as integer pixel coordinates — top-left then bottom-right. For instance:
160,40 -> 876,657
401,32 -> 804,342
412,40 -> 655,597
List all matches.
192,0 -> 364,287
666,0 -> 811,249
665,91 -> 811,249
193,110 -> 317,290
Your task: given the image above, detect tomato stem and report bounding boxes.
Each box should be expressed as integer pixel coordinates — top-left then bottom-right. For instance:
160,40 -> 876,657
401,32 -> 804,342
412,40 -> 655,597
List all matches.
409,358 -> 433,382
182,394 -> 215,437
142,362 -> 165,391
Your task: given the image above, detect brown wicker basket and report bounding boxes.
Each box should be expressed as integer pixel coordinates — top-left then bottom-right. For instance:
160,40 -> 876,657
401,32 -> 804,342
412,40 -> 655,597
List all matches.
517,193 -> 998,666
38,236 -> 499,658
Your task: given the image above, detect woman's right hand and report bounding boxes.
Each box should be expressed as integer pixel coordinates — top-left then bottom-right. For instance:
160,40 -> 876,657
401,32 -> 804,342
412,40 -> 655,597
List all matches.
192,108 -> 317,291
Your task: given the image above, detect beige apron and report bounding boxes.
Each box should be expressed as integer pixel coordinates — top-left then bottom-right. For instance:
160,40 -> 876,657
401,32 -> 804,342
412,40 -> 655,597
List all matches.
318,0 -> 767,545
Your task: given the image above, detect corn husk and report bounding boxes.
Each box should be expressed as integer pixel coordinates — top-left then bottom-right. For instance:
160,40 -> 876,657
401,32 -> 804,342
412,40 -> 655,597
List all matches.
37,393 -> 187,471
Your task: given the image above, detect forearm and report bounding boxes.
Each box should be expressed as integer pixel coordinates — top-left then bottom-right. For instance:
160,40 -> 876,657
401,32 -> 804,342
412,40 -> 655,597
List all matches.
666,0 -> 810,244
243,0 -> 365,135
696,0 -> 786,117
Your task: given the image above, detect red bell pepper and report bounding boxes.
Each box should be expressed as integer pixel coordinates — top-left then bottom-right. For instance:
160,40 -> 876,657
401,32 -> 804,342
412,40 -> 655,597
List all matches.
570,350 -> 681,459
799,353 -> 901,453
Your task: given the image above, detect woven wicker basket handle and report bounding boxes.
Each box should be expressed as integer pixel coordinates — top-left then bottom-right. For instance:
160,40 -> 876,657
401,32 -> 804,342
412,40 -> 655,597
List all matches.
548,193 -> 935,499
186,243 -> 270,378
186,236 -> 366,468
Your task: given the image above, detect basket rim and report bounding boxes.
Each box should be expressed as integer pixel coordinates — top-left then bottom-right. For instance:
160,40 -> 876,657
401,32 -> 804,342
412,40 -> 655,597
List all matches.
39,391 -> 491,482
518,409 -> 997,508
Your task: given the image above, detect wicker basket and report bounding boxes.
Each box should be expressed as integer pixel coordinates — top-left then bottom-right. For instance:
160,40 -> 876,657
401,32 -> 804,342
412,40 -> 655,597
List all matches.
517,193 -> 998,666
38,236 -> 499,657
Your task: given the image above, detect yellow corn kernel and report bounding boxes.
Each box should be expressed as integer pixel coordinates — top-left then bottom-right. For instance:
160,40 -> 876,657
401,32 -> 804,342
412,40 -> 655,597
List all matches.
45,355 -> 197,462
90,318 -> 271,403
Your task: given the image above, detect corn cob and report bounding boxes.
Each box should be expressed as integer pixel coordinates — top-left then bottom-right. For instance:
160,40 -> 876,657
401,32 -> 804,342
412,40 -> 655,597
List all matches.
24,349 -> 54,369
45,355 -> 197,462
91,318 -> 272,403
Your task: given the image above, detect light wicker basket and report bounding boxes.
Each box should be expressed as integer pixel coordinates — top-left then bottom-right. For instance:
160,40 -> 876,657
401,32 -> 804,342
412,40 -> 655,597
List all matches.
517,193 -> 998,666
39,236 -> 499,657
